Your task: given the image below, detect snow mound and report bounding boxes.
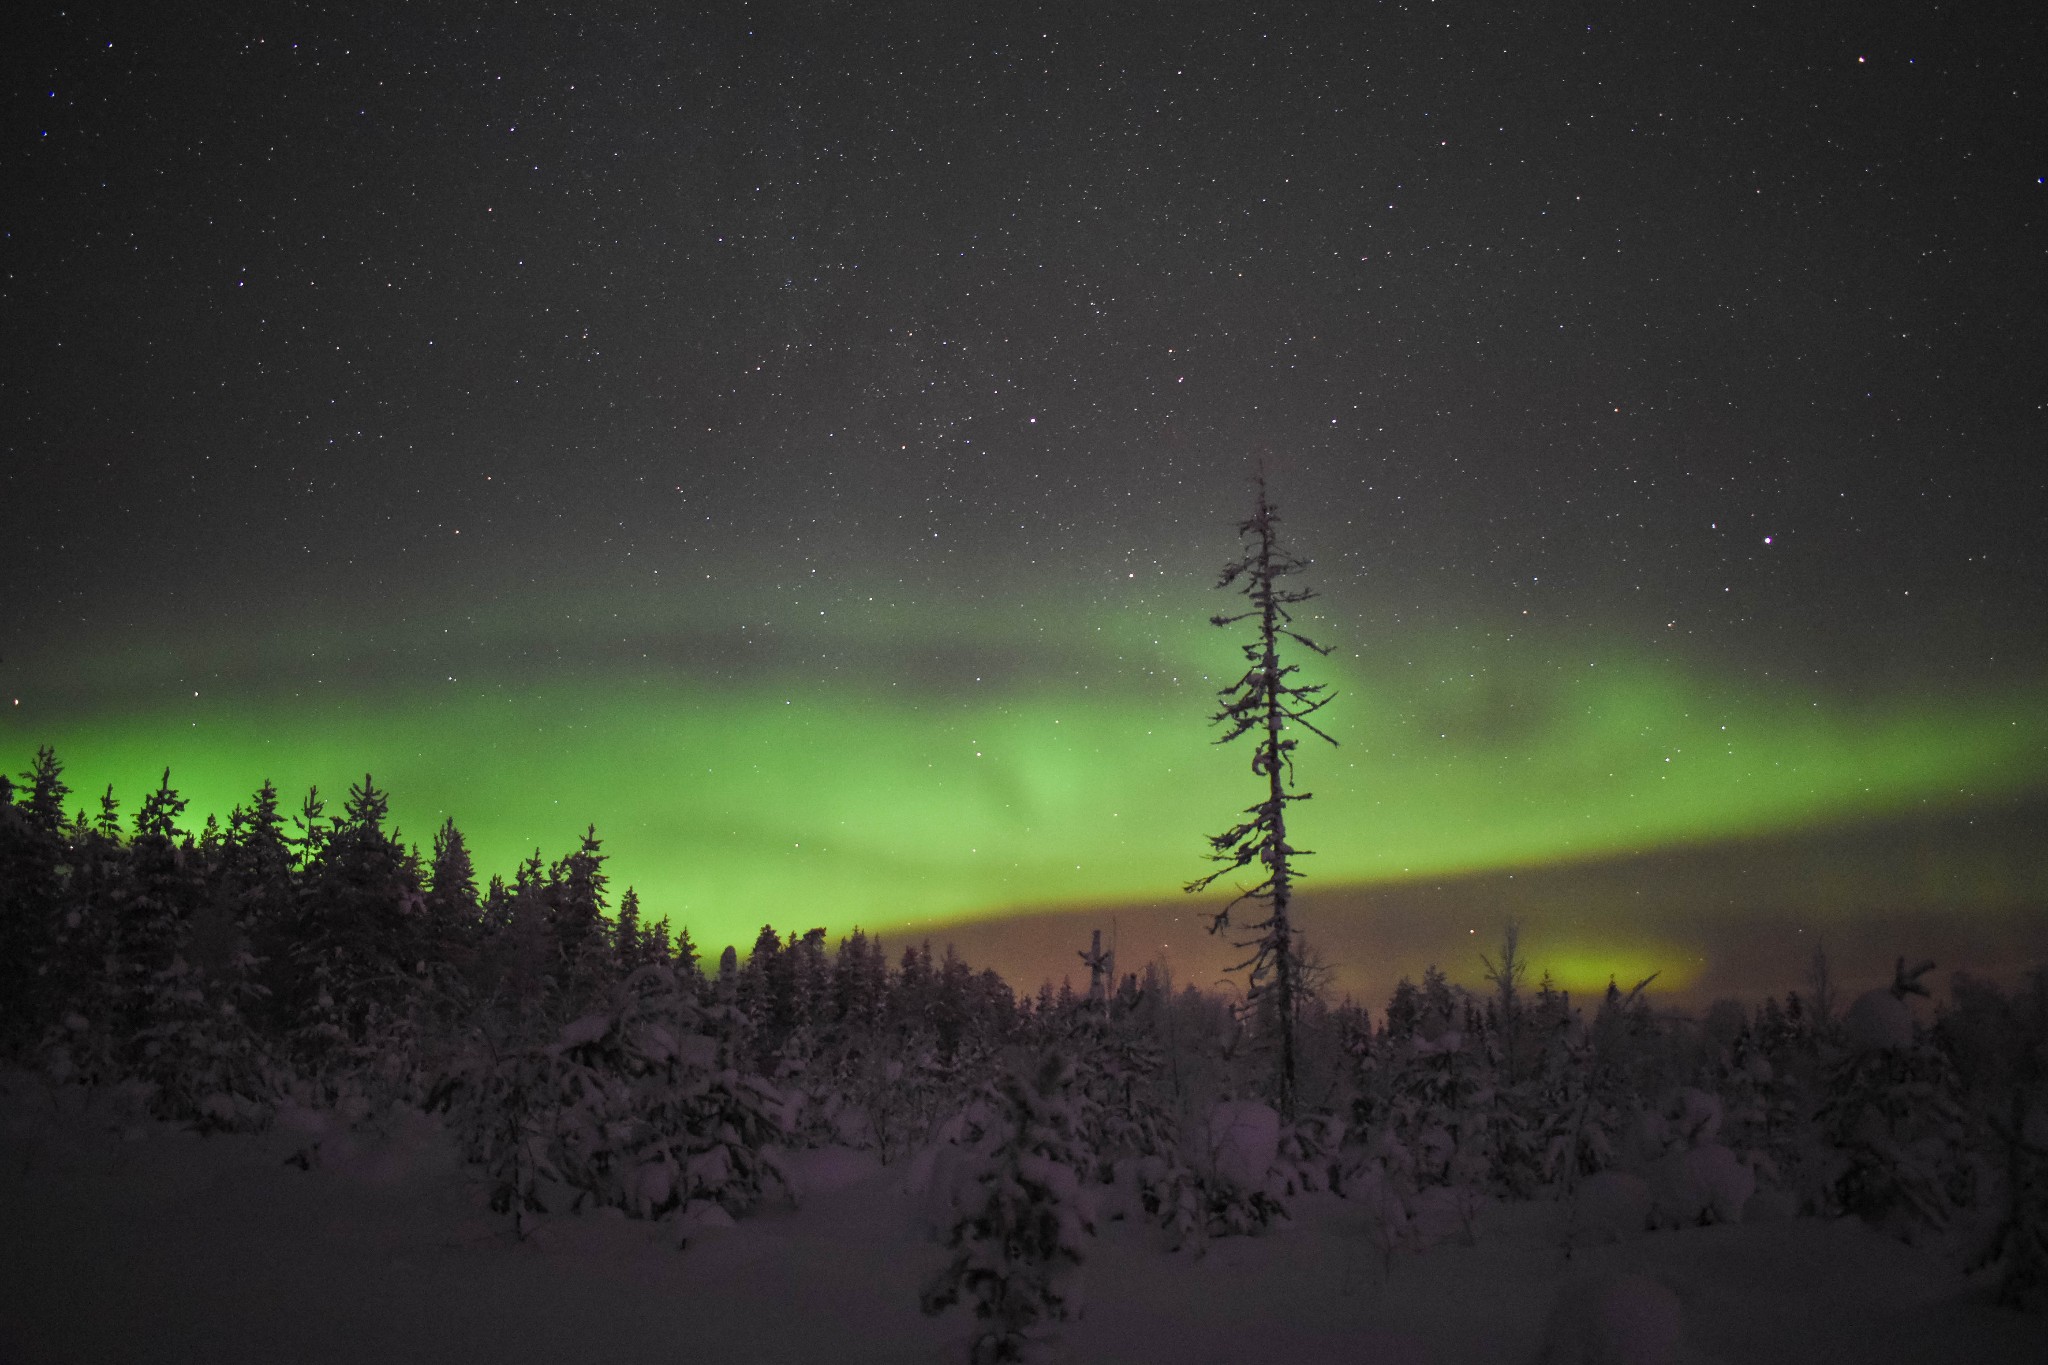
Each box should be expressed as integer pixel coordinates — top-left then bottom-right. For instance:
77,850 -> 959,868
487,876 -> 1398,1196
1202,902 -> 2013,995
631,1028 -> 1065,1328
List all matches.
1573,1170 -> 1652,1243
1412,1028 -> 1464,1056
1666,1089 -> 1723,1146
1635,1089 -> 1724,1159
907,1133 -> 988,1236
274,1102 -> 333,1143
629,1159 -> 676,1213
326,1107 -> 454,1188
1534,1271 -> 1685,1365
1648,1144 -> 1753,1228
1347,1160 -> 1412,1245
1407,1183 -> 1480,1248
678,1198 -> 736,1231
1743,1186 -> 1799,1223
779,1144 -> 880,1198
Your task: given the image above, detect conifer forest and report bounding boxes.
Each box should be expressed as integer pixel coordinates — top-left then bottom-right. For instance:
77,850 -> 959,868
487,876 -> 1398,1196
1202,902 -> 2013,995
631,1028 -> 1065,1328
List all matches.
3,712 -> 2045,1362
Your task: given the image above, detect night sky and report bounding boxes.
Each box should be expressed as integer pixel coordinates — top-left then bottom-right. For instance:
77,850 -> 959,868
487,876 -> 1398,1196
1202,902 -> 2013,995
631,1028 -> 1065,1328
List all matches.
6,3 -> 2044,1005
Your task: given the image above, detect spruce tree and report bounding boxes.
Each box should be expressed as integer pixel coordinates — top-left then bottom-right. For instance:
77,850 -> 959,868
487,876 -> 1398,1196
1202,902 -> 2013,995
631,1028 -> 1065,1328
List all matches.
18,745 -> 70,834
225,781 -> 296,1024
290,786 -> 328,871
671,923 -> 700,981
833,928 -> 884,1033
93,783 -> 122,841
614,886 -> 643,971
225,781 -> 294,898
0,748 -> 70,1053
428,817 -> 478,911
487,850 -> 558,1010
920,1053 -> 1097,1362
1481,920 -> 1531,1084
423,816 -> 481,983
548,824 -> 609,968
290,774 -> 424,1078
1186,469 -> 1338,1119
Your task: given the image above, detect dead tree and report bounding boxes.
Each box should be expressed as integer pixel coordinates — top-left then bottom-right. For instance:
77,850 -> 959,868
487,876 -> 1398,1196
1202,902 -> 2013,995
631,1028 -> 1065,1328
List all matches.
1186,469 -> 1337,1119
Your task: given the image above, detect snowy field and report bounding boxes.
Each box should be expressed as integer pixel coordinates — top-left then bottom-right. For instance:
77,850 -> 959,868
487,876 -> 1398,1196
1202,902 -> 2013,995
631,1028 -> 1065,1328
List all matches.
3,1073 -> 2041,1365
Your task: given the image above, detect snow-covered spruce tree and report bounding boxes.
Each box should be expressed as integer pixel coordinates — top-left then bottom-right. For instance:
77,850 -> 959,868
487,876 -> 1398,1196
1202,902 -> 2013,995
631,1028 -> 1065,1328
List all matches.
1472,926 -> 1582,1200
1819,957 -> 1972,1238
433,1011 -> 558,1238
1332,969 -> 1496,1259
122,770 -> 271,1128
835,941 -> 1005,1163
922,1052 -> 1097,1364
1694,999 -> 1807,1218
1379,974 -> 1491,1193
35,784 -> 132,1087
1976,1083 -> 2048,1312
1481,920 -> 1532,1086
556,961 -> 793,1221
420,815 -> 481,992
131,938 -> 278,1134
1944,969 -> 2048,1309
285,776 -> 431,1099
1186,468 -> 1338,1121
1051,971 -> 1208,1239
432,960 -> 793,1236
0,747 -> 71,1058
20,766 -> 283,1129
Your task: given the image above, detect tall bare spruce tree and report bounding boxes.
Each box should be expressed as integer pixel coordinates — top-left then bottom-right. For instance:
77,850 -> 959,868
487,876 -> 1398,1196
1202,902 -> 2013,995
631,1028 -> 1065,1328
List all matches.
1187,469 -> 1337,1118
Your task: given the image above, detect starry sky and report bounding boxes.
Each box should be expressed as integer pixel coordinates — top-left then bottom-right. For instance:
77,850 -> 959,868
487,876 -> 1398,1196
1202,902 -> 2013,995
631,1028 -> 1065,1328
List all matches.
5,3 -> 2045,1005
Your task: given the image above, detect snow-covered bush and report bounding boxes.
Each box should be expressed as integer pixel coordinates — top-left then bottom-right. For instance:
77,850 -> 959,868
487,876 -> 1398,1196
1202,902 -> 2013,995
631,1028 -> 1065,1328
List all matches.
39,931 -> 284,1135
130,951 -> 281,1133
433,964 -> 793,1236
1619,1087 -> 1755,1229
1140,1097 -> 1282,1240
1346,1154 -> 1415,1276
1206,1098 -> 1279,1189
1339,1125 -> 1486,1278
1972,1097 -> 2048,1312
921,1052 -> 1097,1364
839,1028 -> 973,1165
1704,1020 -> 1812,1213
1047,996 -> 1196,1238
1946,970 -> 2048,1310
1272,1111 -> 1345,1195
1112,1094 -> 1296,1245
1064,1000 -> 1177,1176
908,1098 -> 1007,1237
1507,985 -> 1670,1204
1818,962 -> 1972,1238
1645,1141 -> 1753,1228
1360,1023 -> 1497,1197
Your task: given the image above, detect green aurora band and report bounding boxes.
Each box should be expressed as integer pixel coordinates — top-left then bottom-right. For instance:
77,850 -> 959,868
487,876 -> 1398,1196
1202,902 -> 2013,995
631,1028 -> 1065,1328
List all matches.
8,586 -> 2045,992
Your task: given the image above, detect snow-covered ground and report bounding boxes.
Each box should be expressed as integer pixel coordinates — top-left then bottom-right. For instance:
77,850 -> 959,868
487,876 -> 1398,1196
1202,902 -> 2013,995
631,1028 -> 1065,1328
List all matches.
3,1074 -> 2041,1365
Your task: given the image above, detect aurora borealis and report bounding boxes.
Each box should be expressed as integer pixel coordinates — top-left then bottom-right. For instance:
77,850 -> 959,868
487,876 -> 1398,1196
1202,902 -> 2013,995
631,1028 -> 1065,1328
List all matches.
13,581 -> 2045,999
6,5 -> 2044,1003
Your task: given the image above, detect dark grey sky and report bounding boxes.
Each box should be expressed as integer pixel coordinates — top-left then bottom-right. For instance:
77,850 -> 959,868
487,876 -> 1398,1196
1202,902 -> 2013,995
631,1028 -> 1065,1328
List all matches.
8,4 -> 2044,686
